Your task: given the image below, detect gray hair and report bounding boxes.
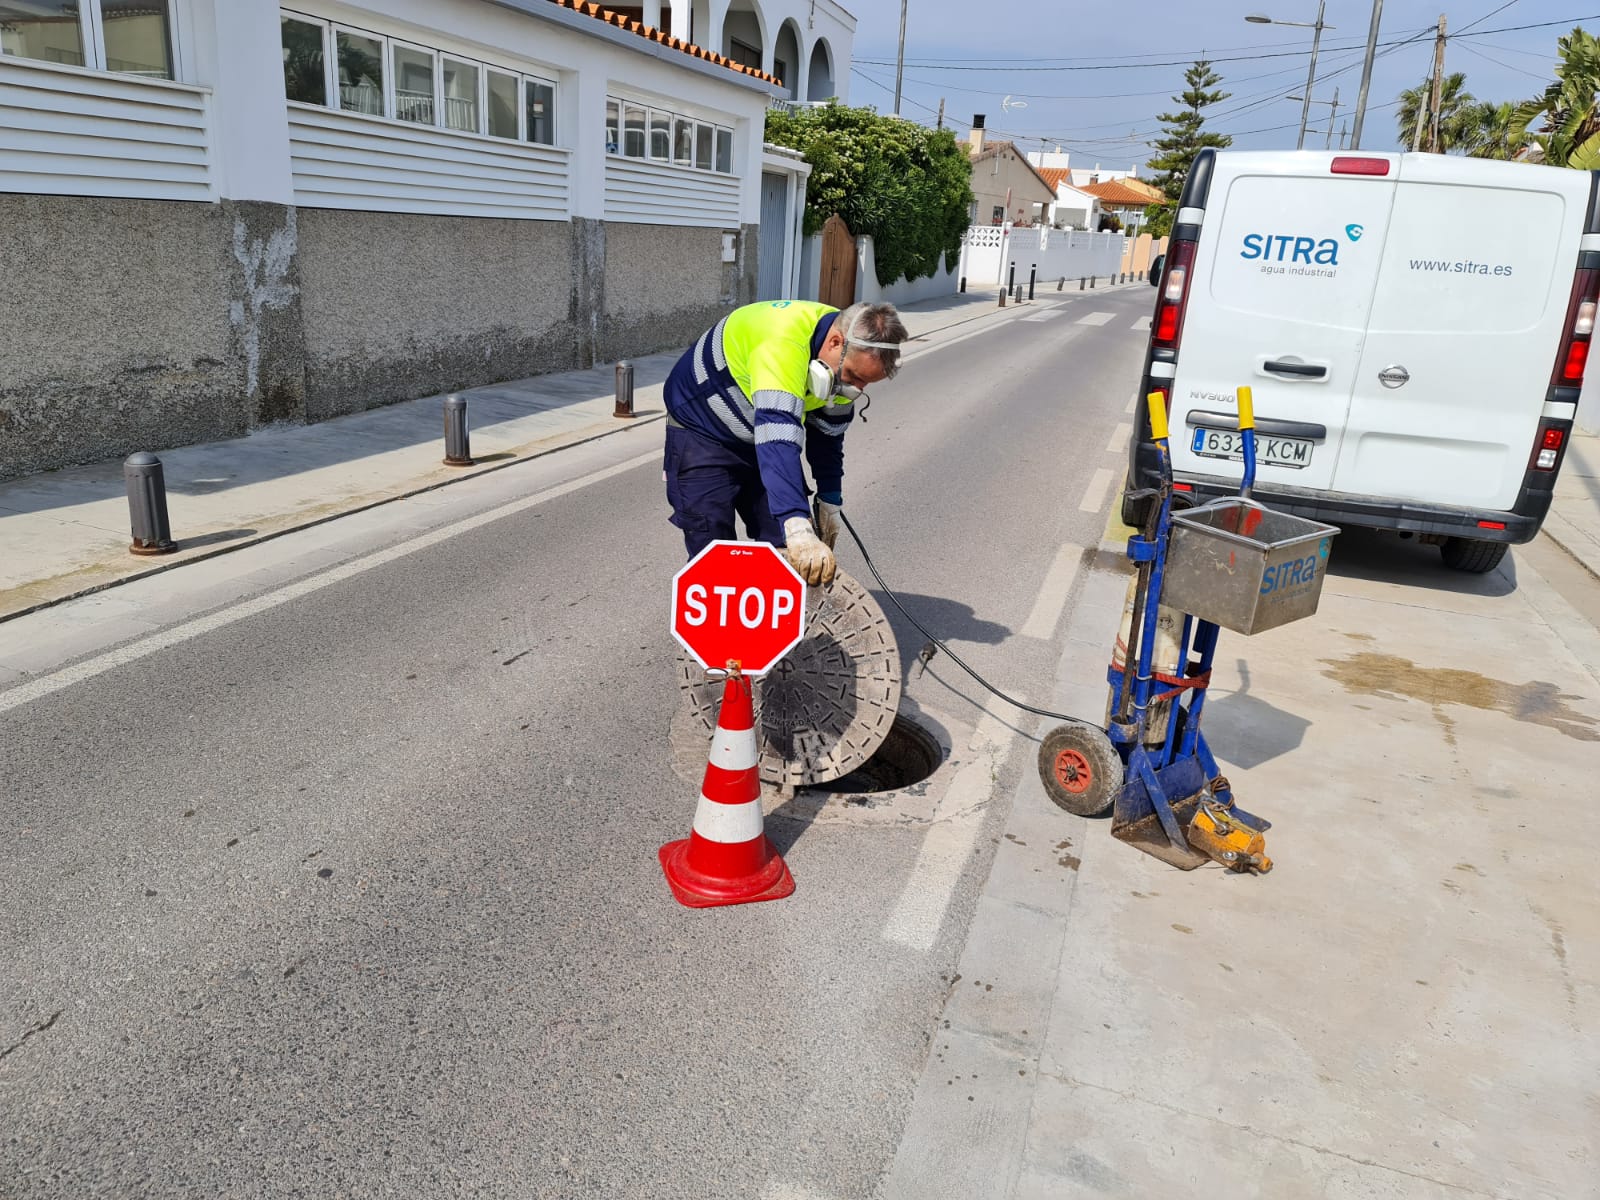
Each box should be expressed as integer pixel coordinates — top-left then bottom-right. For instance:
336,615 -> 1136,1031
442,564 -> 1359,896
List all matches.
836,302 -> 909,379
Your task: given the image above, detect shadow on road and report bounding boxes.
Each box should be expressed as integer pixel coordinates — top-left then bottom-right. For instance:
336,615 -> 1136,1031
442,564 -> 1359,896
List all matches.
1325,526 -> 1518,597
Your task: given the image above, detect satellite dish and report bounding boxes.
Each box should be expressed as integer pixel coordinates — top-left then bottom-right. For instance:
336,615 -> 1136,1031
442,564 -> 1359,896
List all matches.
1002,95 -> 1028,112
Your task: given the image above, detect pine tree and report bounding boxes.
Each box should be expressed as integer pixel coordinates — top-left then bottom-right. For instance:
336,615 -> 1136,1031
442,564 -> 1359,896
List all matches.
1146,60 -> 1233,206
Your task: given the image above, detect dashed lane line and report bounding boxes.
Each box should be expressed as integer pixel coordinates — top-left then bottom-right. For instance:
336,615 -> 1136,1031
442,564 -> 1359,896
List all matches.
1079,467 -> 1115,514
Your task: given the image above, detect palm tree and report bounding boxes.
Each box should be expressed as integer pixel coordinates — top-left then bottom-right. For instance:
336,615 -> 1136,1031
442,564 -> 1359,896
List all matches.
1464,101 -> 1526,160
1396,72 -> 1477,152
1512,27 -> 1600,169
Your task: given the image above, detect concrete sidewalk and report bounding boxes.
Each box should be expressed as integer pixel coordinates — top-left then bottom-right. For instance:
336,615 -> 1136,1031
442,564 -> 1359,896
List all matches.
885,527 -> 1600,1199
0,286 -> 1122,622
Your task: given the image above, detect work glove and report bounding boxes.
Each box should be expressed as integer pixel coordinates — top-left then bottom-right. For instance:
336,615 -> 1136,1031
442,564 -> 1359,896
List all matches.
783,516 -> 837,587
812,495 -> 842,551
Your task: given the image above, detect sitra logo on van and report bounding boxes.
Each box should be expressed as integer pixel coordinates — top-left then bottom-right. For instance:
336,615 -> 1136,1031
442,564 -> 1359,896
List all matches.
1345,224 -> 1364,241
1240,232 -> 1344,265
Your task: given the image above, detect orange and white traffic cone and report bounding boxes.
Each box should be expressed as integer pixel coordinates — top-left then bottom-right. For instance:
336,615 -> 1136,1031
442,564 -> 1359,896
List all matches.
659,669 -> 795,908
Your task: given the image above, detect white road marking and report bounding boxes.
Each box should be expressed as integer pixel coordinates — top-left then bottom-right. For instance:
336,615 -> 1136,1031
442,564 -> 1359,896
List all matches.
1076,311 -> 1115,326
1106,422 -> 1132,454
0,450 -> 663,715
1132,315 -> 1152,332
1020,543 -> 1083,640
1078,467 -> 1114,513
1022,309 -> 1066,321
1125,392 -> 1138,415
882,695 -> 1018,952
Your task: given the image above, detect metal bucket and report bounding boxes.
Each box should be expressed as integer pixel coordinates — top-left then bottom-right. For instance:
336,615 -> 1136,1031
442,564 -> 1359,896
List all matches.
1161,498 -> 1340,635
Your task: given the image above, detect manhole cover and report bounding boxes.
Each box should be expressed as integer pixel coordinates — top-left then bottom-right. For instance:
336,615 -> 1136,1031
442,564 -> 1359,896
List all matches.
672,569 -> 901,787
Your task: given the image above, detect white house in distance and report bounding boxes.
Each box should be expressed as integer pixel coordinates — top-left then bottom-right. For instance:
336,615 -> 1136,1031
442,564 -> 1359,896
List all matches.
0,0 -> 856,479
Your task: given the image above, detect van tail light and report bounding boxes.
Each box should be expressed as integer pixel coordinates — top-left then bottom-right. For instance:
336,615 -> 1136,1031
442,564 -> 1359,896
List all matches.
1552,268 -> 1600,387
1530,419 -> 1570,472
1152,239 -> 1197,351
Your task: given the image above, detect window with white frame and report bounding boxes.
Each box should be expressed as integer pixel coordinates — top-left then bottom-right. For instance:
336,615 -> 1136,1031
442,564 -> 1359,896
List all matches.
607,95 -> 734,175
1,0 -> 175,79
279,11 -> 559,146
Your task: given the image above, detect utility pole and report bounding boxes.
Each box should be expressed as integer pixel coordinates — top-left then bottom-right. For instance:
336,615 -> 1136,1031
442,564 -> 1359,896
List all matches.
936,97 -> 944,130
1426,13 -> 1447,153
893,0 -> 908,117
1297,0 -> 1327,150
1350,0 -> 1384,149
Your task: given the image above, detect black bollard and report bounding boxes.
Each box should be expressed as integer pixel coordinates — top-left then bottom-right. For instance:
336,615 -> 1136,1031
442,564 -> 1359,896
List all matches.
443,393 -> 473,466
1007,263 -> 1016,294
1028,263 -> 1037,301
124,452 -> 177,556
614,360 -> 636,419
959,275 -> 967,293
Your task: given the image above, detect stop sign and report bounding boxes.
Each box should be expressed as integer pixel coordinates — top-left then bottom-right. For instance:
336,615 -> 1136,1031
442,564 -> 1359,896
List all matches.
671,540 -> 806,676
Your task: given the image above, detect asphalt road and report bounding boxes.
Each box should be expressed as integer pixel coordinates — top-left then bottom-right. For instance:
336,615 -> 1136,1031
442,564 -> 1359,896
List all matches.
1,287 -> 1153,1198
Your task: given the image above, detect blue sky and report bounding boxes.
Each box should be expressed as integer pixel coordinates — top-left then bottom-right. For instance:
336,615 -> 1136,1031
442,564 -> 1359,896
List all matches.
842,0 -> 1589,165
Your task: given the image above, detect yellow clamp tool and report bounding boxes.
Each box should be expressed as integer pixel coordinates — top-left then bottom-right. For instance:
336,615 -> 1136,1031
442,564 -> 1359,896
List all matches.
1237,385 -> 1255,430
1187,798 -> 1273,874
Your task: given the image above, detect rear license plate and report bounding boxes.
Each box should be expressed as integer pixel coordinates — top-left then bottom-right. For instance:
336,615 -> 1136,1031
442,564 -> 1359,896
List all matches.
1192,428 -> 1313,469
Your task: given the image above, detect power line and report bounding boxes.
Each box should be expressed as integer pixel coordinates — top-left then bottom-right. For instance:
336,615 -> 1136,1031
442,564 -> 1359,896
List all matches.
1455,0 -> 1521,36
1456,40 -> 1553,81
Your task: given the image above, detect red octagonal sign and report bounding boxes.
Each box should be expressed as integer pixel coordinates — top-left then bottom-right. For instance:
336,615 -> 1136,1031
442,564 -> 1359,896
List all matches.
671,540 -> 806,676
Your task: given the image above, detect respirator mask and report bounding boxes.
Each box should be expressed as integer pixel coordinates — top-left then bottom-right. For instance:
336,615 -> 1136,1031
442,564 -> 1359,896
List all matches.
807,312 -> 901,405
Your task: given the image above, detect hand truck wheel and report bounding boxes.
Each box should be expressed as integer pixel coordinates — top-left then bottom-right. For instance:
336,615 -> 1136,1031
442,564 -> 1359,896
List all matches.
1037,723 -> 1122,818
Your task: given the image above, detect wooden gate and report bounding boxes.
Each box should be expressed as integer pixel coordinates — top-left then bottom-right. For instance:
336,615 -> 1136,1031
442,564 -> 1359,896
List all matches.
818,214 -> 857,309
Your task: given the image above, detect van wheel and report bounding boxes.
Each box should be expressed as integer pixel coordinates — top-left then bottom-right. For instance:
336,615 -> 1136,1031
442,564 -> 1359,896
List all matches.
1439,537 -> 1509,574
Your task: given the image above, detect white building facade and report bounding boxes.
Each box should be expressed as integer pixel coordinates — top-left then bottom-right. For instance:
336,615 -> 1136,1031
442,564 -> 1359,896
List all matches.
0,0 -> 853,478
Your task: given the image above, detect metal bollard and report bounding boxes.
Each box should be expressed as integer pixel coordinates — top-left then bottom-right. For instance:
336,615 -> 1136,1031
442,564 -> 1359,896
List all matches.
998,287 -> 1007,307
959,275 -> 967,293
1091,276 -> 1097,288
1057,277 -> 1064,291
124,452 -> 177,556
614,360 -> 636,419
443,393 -> 474,466
1028,263 -> 1037,301
1079,277 -> 1086,291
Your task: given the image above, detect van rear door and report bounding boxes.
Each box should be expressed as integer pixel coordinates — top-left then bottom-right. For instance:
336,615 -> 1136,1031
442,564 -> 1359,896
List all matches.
1167,153 -> 1400,491
1332,156 -> 1590,511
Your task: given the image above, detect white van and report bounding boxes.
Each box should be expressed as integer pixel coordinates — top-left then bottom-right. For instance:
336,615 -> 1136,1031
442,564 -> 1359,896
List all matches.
1126,149 -> 1597,572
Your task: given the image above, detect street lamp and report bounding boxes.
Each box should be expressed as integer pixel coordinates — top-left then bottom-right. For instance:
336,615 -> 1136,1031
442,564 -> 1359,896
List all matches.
1246,3 -> 1333,151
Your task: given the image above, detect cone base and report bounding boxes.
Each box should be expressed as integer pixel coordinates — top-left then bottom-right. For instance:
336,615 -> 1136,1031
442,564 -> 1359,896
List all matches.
658,838 -> 795,908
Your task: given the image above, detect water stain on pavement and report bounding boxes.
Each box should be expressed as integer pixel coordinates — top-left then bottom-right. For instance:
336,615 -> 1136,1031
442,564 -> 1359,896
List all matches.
1320,652 -> 1600,743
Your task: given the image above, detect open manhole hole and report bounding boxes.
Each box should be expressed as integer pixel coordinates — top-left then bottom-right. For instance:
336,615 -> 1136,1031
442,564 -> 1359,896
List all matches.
810,713 -> 943,795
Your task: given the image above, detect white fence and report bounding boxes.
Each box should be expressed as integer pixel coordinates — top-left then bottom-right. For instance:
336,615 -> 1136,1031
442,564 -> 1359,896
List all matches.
958,225 -> 1126,289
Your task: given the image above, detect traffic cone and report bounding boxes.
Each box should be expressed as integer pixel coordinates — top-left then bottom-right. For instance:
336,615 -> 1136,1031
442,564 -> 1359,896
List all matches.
659,670 -> 795,908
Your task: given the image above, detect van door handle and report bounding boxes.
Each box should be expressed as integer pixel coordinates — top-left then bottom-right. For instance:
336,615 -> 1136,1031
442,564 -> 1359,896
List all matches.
1262,359 -> 1328,378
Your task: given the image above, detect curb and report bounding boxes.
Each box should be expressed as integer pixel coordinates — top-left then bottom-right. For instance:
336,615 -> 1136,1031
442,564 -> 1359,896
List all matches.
0,412 -> 666,626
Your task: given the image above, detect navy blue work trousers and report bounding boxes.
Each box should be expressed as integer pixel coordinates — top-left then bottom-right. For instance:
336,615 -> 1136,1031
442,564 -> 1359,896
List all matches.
663,424 -> 787,559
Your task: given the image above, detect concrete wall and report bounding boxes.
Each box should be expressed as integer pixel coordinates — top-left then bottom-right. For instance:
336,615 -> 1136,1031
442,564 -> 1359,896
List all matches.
855,236 -> 958,307
0,197 -> 758,478
601,220 -> 754,360
0,194 -> 293,477
296,209 -> 577,422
